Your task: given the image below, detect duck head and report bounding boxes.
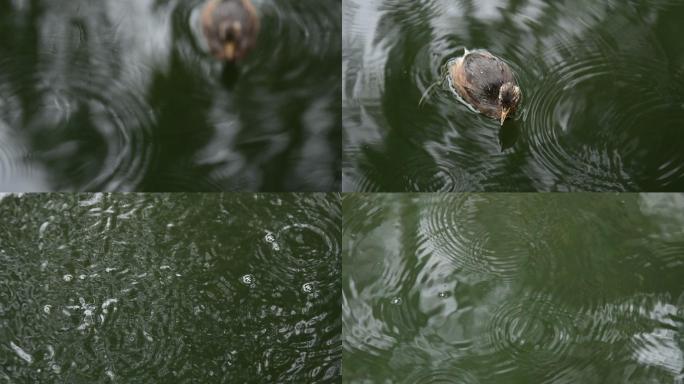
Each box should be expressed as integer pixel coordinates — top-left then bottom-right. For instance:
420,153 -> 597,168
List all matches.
202,0 -> 259,62
498,82 -> 521,125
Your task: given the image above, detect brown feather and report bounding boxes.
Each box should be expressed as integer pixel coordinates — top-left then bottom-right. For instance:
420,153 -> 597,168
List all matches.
447,49 -> 519,121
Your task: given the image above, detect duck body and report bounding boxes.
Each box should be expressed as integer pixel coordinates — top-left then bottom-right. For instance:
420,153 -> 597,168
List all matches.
448,49 -> 521,125
201,0 -> 260,62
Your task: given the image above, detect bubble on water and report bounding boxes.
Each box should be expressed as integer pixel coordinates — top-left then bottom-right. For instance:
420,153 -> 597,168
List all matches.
9,342 -> 33,364
240,274 -> 254,286
63,274 -> 73,282
390,297 -> 402,305
101,299 -> 118,311
39,221 -> 50,237
264,233 -> 276,243
43,305 -> 52,314
438,291 -> 450,298
302,282 -> 314,293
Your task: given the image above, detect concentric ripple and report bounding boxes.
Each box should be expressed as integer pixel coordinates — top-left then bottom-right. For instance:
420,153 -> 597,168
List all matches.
0,6 -> 159,191
254,199 -> 340,297
401,367 -> 480,384
486,292 -> 577,366
420,194 -> 537,280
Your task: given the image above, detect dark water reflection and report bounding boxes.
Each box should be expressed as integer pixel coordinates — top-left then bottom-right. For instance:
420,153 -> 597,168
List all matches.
0,193 -> 341,382
0,0 -> 341,191
343,193 -> 684,383
343,0 -> 684,191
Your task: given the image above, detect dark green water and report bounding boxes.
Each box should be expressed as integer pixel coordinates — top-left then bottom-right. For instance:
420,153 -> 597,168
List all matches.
343,193 -> 684,383
343,0 -> 684,192
0,0 -> 341,192
0,193 -> 341,382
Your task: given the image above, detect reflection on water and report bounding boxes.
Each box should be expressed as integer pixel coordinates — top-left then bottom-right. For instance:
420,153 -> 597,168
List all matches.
0,0 -> 341,191
343,0 -> 684,191
0,193 -> 340,382
343,193 -> 684,383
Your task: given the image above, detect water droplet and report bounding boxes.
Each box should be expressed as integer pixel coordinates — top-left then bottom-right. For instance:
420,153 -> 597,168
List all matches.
63,274 -> 73,282
302,282 -> 314,293
438,291 -> 450,298
39,221 -> 50,237
390,297 -> 402,305
43,305 -> 52,314
240,274 -> 254,286
264,233 -> 275,243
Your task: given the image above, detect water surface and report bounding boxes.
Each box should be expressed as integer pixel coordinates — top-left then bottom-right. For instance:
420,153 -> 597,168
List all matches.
0,193 -> 341,382
343,0 -> 684,191
0,0 -> 341,191
343,193 -> 684,383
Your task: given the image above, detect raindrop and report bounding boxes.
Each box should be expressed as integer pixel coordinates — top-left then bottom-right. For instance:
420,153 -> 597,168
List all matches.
240,274 -> 254,286
63,274 -> 73,282
438,291 -> 450,298
390,297 -> 402,305
264,233 -> 276,243
302,282 -> 314,293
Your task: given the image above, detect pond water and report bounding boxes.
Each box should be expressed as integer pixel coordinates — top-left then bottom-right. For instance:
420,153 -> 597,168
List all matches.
0,193 -> 341,382
343,193 -> 684,383
343,0 -> 684,192
0,0 -> 341,191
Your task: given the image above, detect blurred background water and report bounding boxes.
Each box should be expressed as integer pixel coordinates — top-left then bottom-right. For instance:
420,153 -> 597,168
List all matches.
0,0 -> 341,192
343,193 -> 684,383
0,193 -> 341,382
343,0 -> 684,192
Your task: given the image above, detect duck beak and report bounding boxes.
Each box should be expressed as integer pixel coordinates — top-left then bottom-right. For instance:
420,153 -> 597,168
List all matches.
500,108 -> 510,126
224,42 -> 236,61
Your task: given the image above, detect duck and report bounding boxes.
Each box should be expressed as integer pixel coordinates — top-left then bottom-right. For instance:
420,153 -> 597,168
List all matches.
201,0 -> 260,62
448,49 -> 521,125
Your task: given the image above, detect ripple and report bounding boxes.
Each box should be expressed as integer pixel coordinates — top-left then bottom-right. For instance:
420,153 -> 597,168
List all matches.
401,367 -> 479,384
105,287 -> 189,380
250,196 -> 341,307
486,292 -> 577,368
402,152 -> 479,192
523,34 -> 675,190
0,52 -> 155,191
257,219 -> 339,293
421,194 -> 531,280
